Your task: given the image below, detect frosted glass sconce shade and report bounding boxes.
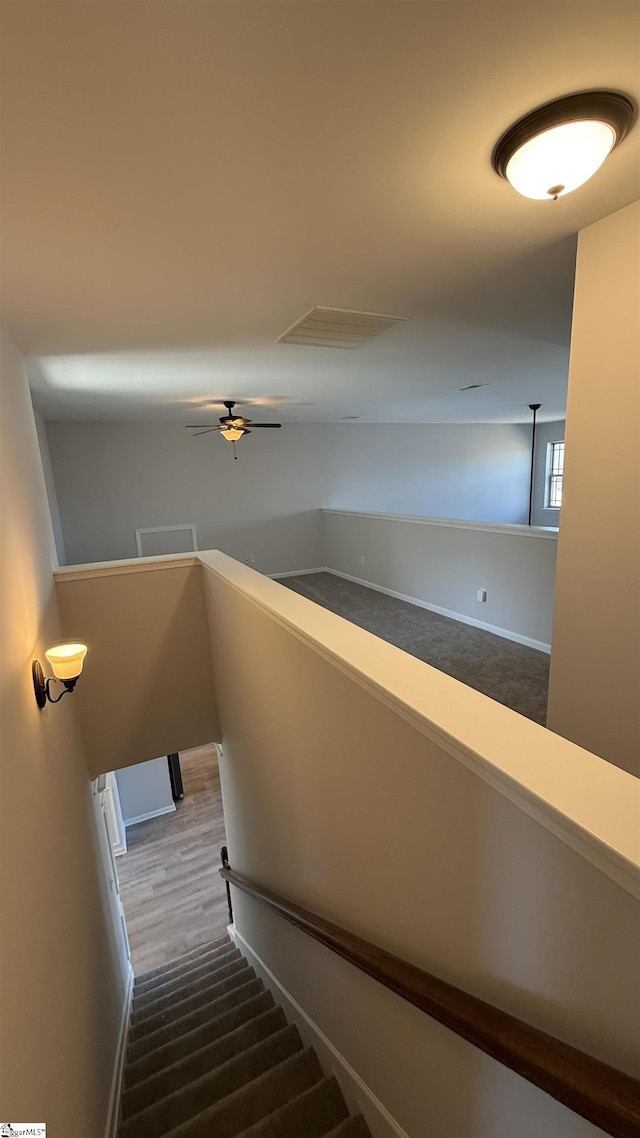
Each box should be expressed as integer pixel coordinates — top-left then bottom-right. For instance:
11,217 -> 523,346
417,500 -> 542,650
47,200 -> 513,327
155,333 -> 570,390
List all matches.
33,643 -> 88,707
220,428 -> 244,441
45,643 -> 88,680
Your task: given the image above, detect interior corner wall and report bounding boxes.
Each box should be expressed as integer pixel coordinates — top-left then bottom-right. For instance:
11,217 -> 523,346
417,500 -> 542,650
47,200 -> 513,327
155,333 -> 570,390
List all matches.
322,422 -> 532,524
547,201 -> 640,776
45,420 -> 329,571
0,326 -> 128,1133
55,561 -> 220,779
34,406 -> 67,565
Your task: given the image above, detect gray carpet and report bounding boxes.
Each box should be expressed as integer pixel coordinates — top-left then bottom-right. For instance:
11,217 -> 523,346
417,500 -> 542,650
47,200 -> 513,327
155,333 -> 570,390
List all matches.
277,573 -> 549,725
119,936 -> 372,1138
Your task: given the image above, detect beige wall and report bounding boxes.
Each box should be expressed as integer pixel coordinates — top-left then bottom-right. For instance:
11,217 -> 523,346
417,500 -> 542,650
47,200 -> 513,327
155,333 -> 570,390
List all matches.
202,554 -> 639,1138
0,327 -> 127,1134
547,202 -> 640,776
55,559 -> 220,779
323,510 -> 557,649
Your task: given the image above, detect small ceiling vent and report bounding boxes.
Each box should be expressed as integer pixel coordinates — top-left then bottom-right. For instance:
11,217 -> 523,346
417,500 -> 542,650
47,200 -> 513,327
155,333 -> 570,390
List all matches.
277,305 -> 408,349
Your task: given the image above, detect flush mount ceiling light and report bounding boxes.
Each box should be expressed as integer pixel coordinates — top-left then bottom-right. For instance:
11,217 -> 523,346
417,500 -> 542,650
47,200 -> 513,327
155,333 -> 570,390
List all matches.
492,91 -> 635,200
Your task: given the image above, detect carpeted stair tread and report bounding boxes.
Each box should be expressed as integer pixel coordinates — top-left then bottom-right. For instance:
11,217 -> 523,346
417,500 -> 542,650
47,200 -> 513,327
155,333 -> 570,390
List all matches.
125,989 -> 276,1087
126,980 -> 269,1072
130,960 -> 253,1037
233,1075 -> 350,1138
119,941 -> 371,1138
134,943 -> 240,1000
120,1024 -> 304,1138
323,1115 -> 373,1137
134,940 -> 237,992
132,955 -> 246,1021
156,1048 -> 324,1138
136,936 -> 231,981
121,1006 -> 289,1120
133,947 -> 242,1008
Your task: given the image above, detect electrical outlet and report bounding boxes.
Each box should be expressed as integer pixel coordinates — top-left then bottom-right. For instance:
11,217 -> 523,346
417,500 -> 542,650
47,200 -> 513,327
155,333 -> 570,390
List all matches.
476,588 -> 487,603
244,556 -> 251,564
360,555 -> 365,567
249,555 -> 256,565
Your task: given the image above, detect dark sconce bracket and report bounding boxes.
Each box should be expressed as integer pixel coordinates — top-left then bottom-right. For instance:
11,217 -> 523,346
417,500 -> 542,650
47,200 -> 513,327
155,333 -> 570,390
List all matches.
32,660 -> 79,708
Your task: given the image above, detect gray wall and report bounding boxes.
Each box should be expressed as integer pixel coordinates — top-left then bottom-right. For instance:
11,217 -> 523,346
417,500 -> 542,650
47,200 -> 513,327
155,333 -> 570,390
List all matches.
45,419 -> 545,569
115,757 -> 175,825
530,419 -> 565,528
323,422 -> 532,523
46,421 -> 328,571
323,510 -> 557,649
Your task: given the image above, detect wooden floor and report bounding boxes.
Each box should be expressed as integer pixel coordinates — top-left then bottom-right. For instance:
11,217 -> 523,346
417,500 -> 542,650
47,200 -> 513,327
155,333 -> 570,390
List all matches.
116,743 -> 229,975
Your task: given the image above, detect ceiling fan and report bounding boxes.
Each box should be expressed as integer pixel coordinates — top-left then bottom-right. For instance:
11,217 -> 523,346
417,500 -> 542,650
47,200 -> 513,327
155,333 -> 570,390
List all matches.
186,400 -> 282,459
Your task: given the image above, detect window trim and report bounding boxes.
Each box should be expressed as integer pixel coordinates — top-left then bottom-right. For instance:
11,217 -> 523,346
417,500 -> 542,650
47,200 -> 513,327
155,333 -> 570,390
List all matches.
544,440 -> 565,510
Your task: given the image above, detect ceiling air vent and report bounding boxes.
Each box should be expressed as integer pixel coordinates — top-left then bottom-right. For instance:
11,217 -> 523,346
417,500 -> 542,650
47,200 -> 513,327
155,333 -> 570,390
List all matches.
277,305 -> 408,349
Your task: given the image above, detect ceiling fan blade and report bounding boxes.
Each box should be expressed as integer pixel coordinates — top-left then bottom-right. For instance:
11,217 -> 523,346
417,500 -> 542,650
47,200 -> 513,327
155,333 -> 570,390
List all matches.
188,427 -> 220,436
247,423 -> 282,428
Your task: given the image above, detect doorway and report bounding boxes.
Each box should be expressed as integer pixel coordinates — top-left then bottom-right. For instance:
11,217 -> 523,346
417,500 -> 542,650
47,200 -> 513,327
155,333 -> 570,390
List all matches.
111,743 -> 229,975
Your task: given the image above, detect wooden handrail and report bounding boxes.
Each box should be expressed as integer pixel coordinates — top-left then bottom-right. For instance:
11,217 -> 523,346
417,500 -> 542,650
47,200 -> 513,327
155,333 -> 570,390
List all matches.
220,863 -> 640,1138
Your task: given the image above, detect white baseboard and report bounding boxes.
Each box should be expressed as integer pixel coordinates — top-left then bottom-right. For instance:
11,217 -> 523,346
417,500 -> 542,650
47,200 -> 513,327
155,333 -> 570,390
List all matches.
229,925 -> 409,1138
325,568 -> 551,654
269,566 -> 327,580
124,803 -> 176,828
104,961 -> 134,1138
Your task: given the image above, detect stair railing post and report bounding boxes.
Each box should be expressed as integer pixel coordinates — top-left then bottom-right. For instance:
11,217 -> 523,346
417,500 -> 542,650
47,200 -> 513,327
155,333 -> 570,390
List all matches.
220,846 -> 233,924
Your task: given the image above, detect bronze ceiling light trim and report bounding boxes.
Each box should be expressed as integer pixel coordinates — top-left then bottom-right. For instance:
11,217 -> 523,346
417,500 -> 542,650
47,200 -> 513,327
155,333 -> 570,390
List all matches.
492,91 -> 636,200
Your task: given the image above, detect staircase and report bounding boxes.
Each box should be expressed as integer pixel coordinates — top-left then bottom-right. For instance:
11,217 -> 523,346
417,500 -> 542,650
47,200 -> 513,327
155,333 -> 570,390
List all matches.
118,935 -> 373,1138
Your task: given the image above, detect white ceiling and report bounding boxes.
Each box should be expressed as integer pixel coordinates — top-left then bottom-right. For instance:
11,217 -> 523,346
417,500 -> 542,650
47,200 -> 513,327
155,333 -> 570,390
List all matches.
1,1 -> 638,425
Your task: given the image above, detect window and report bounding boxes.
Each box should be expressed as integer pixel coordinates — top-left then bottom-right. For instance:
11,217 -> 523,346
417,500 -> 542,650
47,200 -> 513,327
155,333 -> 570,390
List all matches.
545,441 -> 565,509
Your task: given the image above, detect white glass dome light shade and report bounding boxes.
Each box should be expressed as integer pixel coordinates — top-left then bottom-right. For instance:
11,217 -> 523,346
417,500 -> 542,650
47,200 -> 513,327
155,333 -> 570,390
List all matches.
492,91 -> 636,202
45,643 -> 88,681
220,427 -> 244,441
505,119 -> 616,200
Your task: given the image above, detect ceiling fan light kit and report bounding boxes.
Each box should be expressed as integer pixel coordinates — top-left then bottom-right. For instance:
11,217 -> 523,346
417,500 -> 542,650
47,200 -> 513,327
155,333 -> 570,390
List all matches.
186,400 -> 282,459
492,90 -> 636,200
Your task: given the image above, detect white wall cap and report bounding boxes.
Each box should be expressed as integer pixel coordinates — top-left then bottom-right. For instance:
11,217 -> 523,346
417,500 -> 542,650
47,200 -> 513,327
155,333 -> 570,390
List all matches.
321,508 -> 559,539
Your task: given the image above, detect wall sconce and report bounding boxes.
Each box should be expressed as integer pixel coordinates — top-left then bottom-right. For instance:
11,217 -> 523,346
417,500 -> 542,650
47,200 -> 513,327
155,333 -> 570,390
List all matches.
32,643 -> 88,708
